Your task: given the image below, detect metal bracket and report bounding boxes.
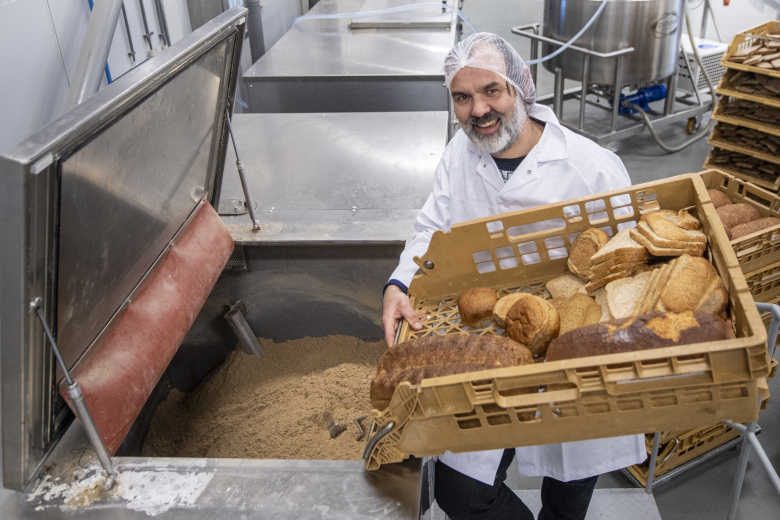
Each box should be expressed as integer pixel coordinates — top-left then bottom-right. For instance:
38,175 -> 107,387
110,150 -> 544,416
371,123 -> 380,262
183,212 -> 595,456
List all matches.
224,300 -> 266,357
218,198 -> 259,216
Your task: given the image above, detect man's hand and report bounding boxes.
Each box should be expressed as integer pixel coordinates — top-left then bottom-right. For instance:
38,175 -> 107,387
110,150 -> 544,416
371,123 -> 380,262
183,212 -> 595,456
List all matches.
382,285 -> 425,346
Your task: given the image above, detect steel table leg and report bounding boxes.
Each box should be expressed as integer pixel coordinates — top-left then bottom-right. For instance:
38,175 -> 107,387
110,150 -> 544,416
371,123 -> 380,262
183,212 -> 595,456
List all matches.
645,432 -> 661,494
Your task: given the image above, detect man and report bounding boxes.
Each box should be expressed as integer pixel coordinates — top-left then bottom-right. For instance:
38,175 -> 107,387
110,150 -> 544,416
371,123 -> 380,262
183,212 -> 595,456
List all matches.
382,33 -> 646,520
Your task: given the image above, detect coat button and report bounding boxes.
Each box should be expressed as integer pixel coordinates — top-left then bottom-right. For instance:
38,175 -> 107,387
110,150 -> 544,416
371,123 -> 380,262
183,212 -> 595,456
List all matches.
527,170 -> 531,174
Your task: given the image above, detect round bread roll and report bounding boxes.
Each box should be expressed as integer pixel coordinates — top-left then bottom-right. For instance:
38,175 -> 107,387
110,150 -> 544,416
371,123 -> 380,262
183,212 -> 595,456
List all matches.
493,292 -> 534,329
457,287 -> 498,327
567,228 -> 610,280
716,203 -> 760,229
505,295 -> 560,356
707,189 -> 732,209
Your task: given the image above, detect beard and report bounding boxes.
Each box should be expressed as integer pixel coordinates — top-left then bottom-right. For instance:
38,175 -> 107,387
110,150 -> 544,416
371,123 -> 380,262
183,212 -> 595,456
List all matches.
461,96 -> 526,155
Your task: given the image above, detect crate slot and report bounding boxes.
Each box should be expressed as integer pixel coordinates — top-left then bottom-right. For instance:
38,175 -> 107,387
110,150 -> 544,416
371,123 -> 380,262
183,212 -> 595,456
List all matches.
521,253 -> 541,265
599,225 -> 615,237
545,236 -> 565,249
616,399 -> 644,411
499,257 -> 519,269
487,220 -> 504,233
473,250 -> 492,262
568,231 -> 582,244
486,414 -> 512,426
477,261 -> 496,273
564,204 -> 582,216
457,418 -> 482,429
610,194 -> 633,208
495,246 -> 514,259
507,218 -> 566,238
588,211 -> 610,225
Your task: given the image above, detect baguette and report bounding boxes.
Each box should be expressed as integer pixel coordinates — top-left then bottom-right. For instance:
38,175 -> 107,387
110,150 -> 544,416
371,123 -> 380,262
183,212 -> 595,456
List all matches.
371,335 -> 533,409
545,311 -> 734,362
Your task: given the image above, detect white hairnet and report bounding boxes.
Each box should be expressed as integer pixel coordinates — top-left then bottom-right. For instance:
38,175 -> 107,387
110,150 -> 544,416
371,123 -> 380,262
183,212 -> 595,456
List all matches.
444,33 -> 536,110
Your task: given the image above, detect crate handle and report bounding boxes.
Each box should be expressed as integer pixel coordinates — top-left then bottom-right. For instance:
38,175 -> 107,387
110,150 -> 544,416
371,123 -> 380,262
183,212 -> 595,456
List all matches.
492,386 -> 580,408
605,371 -> 712,395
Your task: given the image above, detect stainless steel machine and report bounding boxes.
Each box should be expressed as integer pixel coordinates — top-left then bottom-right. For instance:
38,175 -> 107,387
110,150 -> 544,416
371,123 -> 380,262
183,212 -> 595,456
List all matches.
0,6 -> 447,518
242,0 -> 460,113
513,0 -> 715,146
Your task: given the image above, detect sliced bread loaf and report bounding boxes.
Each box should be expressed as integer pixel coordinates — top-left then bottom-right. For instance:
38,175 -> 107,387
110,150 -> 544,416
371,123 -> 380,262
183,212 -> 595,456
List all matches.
644,213 -> 707,244
567,228 -> 610,280
546,274 -> 587,299
629,230 -> 706,257
605,270 -> 654,320
590,228 -> 649,265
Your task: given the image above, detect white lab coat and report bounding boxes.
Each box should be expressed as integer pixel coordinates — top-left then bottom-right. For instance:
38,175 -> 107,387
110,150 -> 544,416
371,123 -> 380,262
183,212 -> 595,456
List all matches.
389,104 -> 646,484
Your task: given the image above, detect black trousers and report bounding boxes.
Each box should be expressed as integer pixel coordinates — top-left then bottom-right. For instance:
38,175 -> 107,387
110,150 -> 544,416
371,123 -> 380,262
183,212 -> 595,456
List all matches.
434,449 -> 598,520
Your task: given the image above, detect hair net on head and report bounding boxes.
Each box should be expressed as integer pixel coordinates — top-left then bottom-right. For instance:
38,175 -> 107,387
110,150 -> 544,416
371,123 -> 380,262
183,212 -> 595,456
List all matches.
444,33 -> 536,110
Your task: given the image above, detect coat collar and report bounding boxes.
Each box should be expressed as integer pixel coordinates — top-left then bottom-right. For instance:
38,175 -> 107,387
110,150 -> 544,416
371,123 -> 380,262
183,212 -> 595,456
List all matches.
466,104 -> 569,194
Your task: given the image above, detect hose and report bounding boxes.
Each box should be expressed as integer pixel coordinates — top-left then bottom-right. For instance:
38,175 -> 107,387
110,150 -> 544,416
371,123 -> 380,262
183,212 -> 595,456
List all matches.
628,0 -> 717,153
526,0 -> 610,65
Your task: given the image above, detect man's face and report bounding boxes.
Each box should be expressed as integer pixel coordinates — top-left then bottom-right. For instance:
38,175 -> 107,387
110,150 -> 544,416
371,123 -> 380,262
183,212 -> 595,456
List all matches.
450,67 -> 526,155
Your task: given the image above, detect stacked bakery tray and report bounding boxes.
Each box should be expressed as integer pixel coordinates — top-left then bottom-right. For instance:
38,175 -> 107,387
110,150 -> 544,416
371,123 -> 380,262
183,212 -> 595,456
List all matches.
707,21 -> 780,191
364,173 -> 771,471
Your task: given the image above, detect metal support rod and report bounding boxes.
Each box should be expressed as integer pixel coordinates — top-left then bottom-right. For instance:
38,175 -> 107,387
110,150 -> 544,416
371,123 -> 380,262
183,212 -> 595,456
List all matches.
153,0 -> 171,47
645,432 -> 661,494
578,55 -> 590,131
121,4 -> 136,63
225,110 -> 261,230
699,0 -> 710,39
138,0 -> 155,51
726,421 -> 756,520
65,0 -> 123,110
225,301 -> 266,357
30,298 -> 117,490
611,55 -> 623,133
553,67 -> 564,120
664,72 -> 677,116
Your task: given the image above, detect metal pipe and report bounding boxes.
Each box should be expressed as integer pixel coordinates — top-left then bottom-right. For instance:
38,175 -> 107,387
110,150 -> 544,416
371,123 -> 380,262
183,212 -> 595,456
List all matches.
225,110 -> 261,230
246,0 -> 266,64
153,0 -> 171,47
553,67 -> 564,120
30,299 -> 117,490
645,432 -> 661,494
578,54 -> 589,131
510,26 -> 634,59
138,0 -> 155,51
663,71 -> 677,116
726,421 -> 756,520
611,55 -> 622,133
65,0 -> 123,110
121,4 -> 136,63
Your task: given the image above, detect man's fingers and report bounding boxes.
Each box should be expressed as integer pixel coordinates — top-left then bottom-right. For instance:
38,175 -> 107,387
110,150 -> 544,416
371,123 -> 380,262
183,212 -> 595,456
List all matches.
400,304 -> 423,331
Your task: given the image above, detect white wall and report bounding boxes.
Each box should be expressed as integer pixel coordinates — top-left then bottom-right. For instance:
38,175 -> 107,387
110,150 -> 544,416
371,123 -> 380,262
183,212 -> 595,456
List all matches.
0,0 -> 194,154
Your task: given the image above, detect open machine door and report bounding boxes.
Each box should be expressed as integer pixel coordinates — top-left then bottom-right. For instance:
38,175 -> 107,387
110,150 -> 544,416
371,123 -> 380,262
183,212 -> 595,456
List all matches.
0,8 -> 246,491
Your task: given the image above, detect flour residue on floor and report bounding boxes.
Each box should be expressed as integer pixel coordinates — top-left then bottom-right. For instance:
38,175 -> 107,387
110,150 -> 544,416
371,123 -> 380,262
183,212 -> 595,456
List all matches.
143,335 -> 387,460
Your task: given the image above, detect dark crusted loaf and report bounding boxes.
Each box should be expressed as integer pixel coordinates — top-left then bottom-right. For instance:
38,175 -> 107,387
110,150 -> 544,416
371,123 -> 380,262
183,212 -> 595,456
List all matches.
545,311 -> 734,362
370,335 -> 532,409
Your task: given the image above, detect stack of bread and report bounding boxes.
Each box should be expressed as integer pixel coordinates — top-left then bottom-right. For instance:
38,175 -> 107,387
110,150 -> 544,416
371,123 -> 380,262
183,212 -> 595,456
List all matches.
725,70 -> 780,98
707,188 -> 780,241
628,209 -> 707,257
570,228 -> 650,292
727,36 -> 780,69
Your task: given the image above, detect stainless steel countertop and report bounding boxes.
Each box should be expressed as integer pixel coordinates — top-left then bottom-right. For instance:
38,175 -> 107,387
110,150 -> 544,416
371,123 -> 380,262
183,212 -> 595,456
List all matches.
243,0 -> 456,80
219,112 -> 448,243
0,421 -> 422,518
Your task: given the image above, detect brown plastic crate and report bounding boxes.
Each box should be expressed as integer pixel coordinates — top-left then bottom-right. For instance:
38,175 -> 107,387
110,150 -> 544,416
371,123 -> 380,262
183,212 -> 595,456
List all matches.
717,69 -> 780,109
364,174 -> 769,470
697,169 -> 780,273
745,260 -> 780,302
703,153 -> 779,192
721,21 -> 780,78
711,97 -> 780,140
626,423 -> 742,486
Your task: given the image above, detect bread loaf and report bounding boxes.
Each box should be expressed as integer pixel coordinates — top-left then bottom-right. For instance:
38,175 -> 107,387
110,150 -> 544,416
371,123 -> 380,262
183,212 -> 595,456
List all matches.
716,203 -> 761,229
550,293 -> 602,335
655,255 -> 728,316
568,228 -> 609,280
546,274 -> 587,299
494,293 -> 532,328
458,287 -> 498,327
708,189 -> 732,209
545,311 -> 734,362
505,295 -> 560,356
731,217 -> 780,240
370,335 -> 533,409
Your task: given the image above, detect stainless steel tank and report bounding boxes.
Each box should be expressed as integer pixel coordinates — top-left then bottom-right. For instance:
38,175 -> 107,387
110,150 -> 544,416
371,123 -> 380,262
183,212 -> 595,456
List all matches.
542,0 -> 685,85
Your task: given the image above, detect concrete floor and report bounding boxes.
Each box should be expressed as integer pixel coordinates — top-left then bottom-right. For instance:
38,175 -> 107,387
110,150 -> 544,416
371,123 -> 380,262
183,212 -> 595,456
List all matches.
458,1 -> 780,519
